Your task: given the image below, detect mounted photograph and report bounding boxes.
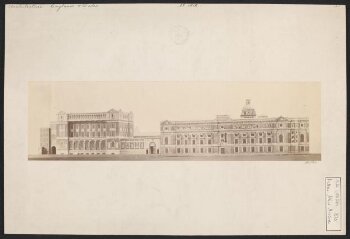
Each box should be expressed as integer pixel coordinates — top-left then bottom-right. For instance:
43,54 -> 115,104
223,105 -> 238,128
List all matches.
5,3 -> 345,236
28,81 -> 320,161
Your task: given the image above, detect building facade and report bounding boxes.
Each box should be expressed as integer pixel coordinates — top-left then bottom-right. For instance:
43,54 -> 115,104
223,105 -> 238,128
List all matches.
42,109 -> 160,155
40,100 -> 309,156
160,100 -> 310,155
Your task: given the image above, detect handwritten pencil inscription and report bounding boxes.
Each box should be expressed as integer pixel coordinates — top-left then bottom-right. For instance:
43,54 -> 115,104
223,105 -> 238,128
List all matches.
325,177 -> 341,231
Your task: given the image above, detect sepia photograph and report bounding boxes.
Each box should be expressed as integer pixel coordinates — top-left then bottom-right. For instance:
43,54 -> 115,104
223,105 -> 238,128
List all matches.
5,3 -> 345,236
28,81 -> 320,161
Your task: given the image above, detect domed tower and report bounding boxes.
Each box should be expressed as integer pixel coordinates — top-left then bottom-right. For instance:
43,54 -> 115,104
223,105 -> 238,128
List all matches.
240,99 -> 256,119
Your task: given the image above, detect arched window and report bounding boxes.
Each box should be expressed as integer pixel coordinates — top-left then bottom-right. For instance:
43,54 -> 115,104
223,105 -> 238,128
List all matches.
51,146 -> 56,154
90,141 -> 95,150
279,134 -> 283,143
300,134 -> 304,142
164,137 -> 168,145
41,147 -> 48,155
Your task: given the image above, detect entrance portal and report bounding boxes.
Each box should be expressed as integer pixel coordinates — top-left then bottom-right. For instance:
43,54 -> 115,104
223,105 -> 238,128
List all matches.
149,142 -> 156,154
51,146 -> 56,154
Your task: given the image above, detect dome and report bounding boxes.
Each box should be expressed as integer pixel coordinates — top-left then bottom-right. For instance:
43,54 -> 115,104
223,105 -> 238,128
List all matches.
240,99 -> 256,118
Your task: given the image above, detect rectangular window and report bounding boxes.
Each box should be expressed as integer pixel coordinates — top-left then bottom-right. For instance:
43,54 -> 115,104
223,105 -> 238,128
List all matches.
235,139 -> 238,144
243,139 -> 246,144
200,140 -> 203,145
243,147 -> 246,152
192,140 -> 195,144
259,138 -> 263,143
177,140 -> 180,145
267,138 -> 272,143
208,139 -> 211,145
177,148 -> 181,153
280,146 -> 283,152
208,148 -> 211,153
268,146 -> 272,152
201,148 -> 204,153
185,148 -> 188,153
165,148 -> 168,154
192,148 -> 195,153
259,146 -> 263,152
300,146 -> 304,152
251,138 -> 255,144
251,147 -> 255,152
235,147 -> 238,153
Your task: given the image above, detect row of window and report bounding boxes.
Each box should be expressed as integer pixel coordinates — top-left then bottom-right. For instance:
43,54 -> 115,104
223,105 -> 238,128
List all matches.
69,123 -> 131,131
69,140 -> 111,150
68,141 -> 149,150
163,122 -> 308,131
70,127 -> 131,133
164,134 -> 306,145
69,131 -> 131,138
232,122 -> 307,129
121,142 -> 145,149
165,147 -> 213,154
173,139 -> 213,145
169,132 -> 307,139
164,145 -> 308,154
176,134 -> 213,138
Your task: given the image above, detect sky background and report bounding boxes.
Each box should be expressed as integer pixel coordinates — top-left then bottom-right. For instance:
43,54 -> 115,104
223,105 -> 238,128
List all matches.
28,81 -> 320,154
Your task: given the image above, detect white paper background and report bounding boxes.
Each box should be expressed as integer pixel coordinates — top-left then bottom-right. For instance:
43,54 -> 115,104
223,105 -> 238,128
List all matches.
5,4 -> 346,235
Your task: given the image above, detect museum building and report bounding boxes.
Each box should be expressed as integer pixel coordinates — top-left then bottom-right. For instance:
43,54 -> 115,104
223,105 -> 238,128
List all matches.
40,109 -> 160,155
40,100 -> 309,156
160,99 -> 310,155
